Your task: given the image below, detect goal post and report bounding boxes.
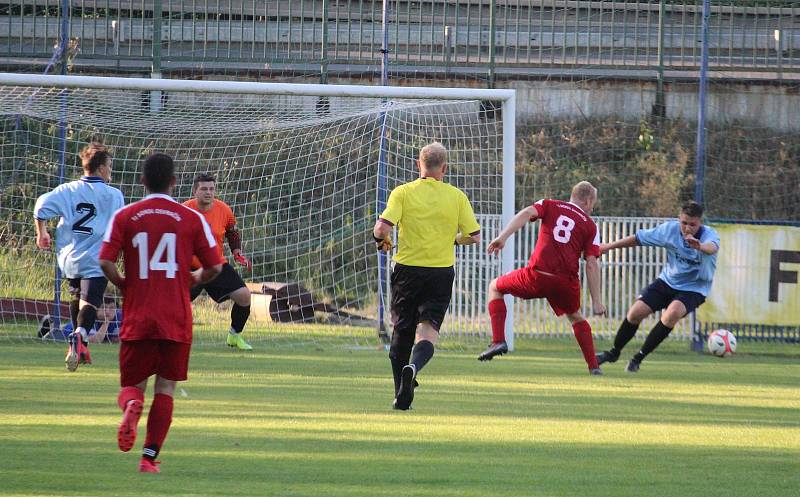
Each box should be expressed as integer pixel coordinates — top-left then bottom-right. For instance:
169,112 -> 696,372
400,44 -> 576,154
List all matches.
0,73 -> 516,348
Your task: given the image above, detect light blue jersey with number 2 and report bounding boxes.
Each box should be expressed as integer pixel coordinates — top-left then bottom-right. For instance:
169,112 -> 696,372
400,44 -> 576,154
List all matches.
34,176 -> 125,278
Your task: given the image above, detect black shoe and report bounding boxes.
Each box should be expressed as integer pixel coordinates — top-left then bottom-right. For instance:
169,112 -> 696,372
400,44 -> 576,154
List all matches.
478,341 -> 508,361
37,315 -> 51,339
393,364 -> 416,411
596,350 -> 619,365
625,359 -> 641,373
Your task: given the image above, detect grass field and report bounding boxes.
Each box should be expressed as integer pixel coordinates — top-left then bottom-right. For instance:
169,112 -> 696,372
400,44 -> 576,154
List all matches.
1,336 -> 798,497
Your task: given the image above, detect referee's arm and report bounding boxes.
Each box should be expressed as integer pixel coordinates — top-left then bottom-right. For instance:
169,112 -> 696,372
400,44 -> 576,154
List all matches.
373,218 -> 394,252
455,232 -> 480,246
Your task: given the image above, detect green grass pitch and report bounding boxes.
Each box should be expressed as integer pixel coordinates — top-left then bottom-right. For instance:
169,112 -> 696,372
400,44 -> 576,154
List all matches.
1,336 -> 798,497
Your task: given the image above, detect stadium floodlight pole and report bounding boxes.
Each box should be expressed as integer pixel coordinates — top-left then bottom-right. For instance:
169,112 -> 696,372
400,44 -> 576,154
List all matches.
375,0 -> 391,342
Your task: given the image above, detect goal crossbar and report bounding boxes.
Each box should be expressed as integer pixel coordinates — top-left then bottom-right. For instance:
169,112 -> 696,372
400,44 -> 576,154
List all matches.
0,73 -> 515,101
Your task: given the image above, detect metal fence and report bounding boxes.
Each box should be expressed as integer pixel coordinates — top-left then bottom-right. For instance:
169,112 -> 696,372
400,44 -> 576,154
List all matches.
2,1 -> 798,79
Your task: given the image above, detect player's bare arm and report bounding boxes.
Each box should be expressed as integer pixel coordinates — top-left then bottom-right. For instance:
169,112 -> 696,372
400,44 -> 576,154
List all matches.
99,259 -> 125,288
34,218 -> 51,249
585,255 -> 607,316
488,206 -> 537,255
600,235 -> 638,255
195,263 -> 223,285
684,234 -> 719,255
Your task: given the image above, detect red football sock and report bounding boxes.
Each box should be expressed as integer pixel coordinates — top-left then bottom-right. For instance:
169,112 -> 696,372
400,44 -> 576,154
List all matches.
488,299 -> 507,343
572,320 -> 599,369
117,386 -> 144,411
144,393 -> 174,454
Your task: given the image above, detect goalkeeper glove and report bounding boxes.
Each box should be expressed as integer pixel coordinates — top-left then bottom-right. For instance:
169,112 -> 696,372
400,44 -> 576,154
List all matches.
373,235 -> 393,252
233,253 -> 252,270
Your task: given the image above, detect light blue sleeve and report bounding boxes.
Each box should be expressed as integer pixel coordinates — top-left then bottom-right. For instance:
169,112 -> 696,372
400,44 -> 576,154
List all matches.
33,187 -> 67,221
635,221 -> 675,248
112,189 -> 125,212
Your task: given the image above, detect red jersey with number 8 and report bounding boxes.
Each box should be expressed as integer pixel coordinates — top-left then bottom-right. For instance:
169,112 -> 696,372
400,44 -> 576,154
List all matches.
99,193 -> 219,343
528,199 -> 600,278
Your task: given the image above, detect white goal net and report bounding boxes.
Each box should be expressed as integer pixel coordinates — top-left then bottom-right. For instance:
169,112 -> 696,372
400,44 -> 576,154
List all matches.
0,74 -> 515,349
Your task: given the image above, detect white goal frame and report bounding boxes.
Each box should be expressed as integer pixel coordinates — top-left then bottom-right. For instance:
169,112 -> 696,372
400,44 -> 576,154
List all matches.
0,72 -> 517,349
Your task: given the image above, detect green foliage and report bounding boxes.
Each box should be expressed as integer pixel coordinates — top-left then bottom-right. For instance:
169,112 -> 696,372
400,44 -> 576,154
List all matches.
515,116 -> 798,220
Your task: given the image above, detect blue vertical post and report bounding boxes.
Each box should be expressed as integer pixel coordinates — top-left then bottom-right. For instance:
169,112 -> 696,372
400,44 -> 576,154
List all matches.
694,0 -> 710,206
53,0 -> 70,332
691,0 -> 711,353
375,0 -> 391,342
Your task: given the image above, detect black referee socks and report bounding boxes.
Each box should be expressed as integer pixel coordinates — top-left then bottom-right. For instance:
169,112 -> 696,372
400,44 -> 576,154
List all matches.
410,340 -> 435,373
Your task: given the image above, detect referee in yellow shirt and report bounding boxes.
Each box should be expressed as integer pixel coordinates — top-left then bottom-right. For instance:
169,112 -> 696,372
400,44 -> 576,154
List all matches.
373,142 -> 481,410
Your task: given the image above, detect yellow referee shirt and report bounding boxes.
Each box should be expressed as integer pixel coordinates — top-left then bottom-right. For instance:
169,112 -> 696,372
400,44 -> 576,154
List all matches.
379,177 -> 480,267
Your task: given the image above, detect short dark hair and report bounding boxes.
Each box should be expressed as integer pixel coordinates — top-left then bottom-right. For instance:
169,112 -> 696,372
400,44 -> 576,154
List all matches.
79,140 -> 111,174
143,153 -> 175,193
681,200 -> 704,218
192,173 -> 216,191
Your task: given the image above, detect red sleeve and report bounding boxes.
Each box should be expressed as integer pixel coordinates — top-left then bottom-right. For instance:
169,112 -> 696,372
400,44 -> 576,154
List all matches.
98,210 -> 125,262
583,221 -> 601,258
532,199 -> 546,220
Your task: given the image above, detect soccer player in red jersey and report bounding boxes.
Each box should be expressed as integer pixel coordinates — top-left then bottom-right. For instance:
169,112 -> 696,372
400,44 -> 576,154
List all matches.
479,181 -> 607,374
99,153 -> 222,473
183,173 -> 253,350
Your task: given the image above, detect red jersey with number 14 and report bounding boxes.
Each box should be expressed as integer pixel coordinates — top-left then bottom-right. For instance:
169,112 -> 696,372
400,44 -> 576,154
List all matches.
99,193 -> 219,343
528,199 -> 600,278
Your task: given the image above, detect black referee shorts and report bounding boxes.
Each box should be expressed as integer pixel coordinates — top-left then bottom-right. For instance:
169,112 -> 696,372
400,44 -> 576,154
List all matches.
390,263 -> 455,337
190,263 -> 246,303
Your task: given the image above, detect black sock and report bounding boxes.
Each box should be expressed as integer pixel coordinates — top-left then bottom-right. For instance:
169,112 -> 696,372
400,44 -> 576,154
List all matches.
69,299 -> 80,330
230,304 -> 251,334
142,444 -> 159,461
611,318 -> 640,356
76,305 -> 97,339
389,334 -> 413,394
636,321 -> 673,361
409,340 -> 435,374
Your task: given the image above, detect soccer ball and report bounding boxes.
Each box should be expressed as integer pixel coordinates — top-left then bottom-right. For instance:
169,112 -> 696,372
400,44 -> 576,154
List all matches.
707,329 -> 737,357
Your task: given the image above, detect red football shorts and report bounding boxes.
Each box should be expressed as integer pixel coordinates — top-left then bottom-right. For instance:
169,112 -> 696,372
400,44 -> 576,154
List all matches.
495,266 -> 581,316
119,339 -> 192,386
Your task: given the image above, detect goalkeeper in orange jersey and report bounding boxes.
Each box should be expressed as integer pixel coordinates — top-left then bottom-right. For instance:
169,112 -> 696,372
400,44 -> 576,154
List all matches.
184,173 -> 254,350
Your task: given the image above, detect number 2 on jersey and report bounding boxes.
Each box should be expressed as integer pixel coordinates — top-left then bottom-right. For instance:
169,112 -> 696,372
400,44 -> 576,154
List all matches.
552,215 -> 576,243
132,232 -> 177,279
72,203 -> 96,234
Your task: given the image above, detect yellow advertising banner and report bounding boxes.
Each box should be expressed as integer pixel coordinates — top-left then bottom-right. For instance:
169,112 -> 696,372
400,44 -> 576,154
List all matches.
698,223 -> 800,326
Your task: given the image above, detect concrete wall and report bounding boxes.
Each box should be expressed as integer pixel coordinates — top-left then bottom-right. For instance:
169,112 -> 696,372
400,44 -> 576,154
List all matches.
315,76 -> 800,131
505,79 -> 800,131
